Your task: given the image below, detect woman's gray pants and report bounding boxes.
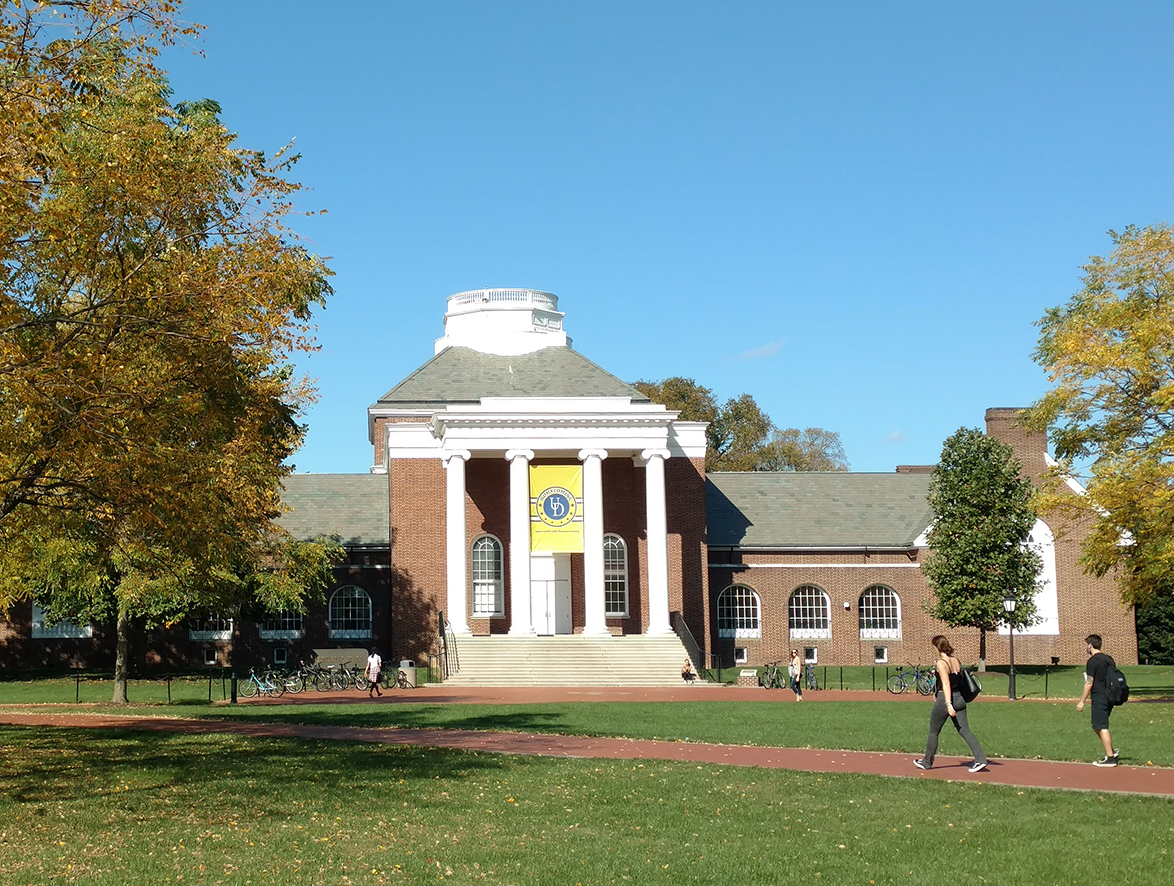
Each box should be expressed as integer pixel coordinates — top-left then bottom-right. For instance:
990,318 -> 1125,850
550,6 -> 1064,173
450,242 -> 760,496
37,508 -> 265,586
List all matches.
923,690 -> 986,766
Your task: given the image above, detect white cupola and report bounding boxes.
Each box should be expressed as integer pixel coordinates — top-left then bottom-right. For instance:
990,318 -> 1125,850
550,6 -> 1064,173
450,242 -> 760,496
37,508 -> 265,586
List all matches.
434,289 -> 571,356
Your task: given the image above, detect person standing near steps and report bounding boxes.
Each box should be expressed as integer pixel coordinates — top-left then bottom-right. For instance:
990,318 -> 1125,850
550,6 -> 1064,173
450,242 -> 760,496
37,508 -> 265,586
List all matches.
914,635 -> 988,773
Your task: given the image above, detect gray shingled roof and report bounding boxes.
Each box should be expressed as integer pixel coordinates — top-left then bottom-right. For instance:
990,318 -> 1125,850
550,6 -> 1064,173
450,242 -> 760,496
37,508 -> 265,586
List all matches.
278,474 -> 389,546
706,472 -> 934,548
372,346 -> 649,407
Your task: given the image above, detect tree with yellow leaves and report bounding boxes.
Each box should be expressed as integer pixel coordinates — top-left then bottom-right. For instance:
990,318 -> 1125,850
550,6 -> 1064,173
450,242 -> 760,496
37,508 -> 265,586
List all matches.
0,1 -> 339,700
1026,225 -> 1174,606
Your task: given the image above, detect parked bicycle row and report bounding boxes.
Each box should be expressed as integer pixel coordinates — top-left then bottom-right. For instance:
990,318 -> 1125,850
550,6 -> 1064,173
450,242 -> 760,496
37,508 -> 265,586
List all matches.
239,660 -> 414,698
756,661 -> 945,695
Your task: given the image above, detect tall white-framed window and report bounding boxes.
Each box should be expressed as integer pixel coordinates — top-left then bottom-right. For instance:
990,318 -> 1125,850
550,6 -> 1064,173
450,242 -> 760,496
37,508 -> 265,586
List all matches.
717,585 -> 761,639
1005,518 -> 1060,636
858,585 -> 901,639
259,610 -> 304,640
188,614 -> 233,641
329,586 -> 372,639
30,602 -> 92,639
603,533 -> 629,618
471,535 -> 504,617
788,585 -> 831,639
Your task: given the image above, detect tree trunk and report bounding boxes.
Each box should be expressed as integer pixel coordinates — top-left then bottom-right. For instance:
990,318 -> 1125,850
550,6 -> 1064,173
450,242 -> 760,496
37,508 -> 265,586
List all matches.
978,627 -> 987,672
112,607 -> 130,704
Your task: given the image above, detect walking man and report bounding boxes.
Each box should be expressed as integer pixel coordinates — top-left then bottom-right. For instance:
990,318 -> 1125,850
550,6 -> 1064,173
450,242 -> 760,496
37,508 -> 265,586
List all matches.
1076,634 -> 1118,767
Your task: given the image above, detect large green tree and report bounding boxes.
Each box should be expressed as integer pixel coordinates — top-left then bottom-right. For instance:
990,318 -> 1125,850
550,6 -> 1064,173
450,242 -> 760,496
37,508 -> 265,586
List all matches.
922,427 -> 1041,668
0,1 -> 337,700
1025,225 -> 1174,606
633,377 -> 849,472
1136,594 -> 1174,665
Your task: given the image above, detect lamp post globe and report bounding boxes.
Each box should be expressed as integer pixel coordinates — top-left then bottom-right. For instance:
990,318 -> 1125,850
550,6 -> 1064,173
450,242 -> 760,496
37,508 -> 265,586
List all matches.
1003,593 -> 1018,701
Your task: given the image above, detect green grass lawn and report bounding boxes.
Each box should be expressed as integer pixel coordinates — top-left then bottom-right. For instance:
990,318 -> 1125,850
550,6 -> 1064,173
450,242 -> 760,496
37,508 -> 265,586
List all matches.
1,725 -> 1171,886
3,695 -> 1172,767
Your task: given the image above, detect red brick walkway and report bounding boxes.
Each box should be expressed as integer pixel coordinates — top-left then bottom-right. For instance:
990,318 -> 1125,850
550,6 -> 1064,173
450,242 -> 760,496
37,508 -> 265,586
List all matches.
3,684 -> 1170,797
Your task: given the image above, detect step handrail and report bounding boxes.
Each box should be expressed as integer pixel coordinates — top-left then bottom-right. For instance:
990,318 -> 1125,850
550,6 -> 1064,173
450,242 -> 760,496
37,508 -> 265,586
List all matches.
671,611 -> 703,672
437,611 -> 460,680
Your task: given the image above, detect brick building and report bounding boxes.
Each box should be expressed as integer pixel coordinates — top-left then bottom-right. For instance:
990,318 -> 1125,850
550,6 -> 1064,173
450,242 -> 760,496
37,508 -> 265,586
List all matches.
705,407 -> 1137,671
0,290 -> 1137,678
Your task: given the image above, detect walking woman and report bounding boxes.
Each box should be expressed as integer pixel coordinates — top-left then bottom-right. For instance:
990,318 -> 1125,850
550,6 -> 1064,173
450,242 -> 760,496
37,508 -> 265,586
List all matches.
914,635 -> 988,773
789,649 -> 804,701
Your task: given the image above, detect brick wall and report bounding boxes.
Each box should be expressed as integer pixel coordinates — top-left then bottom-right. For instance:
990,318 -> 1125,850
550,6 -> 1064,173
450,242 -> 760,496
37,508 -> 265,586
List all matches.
389,456 -> 447,661
984,407 -> 1136,665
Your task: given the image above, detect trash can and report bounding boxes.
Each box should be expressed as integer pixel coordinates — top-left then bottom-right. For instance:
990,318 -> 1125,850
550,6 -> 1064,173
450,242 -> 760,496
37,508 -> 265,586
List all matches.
398,659 -> 417,688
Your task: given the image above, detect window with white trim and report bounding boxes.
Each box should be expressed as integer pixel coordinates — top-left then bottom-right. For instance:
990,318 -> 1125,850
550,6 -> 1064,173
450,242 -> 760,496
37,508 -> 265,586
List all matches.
259,610 -> 303,640
858,585 -> 901,639
788,585 -> 831,639
717,585 -> 761,639
603,534 -> 629,618
471,535 -> 504,617
329,586 -> 372,639
188,614 -> 233,641
30,602 -> 92,639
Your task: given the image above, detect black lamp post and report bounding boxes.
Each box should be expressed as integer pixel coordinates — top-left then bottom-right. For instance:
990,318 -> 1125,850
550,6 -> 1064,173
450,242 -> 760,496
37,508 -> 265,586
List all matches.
1003,593 -> 1017,701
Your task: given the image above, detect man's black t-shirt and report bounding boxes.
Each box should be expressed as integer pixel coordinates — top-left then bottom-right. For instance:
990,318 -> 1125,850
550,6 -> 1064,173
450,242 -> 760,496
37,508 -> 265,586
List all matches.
1086,651 -> 1114,696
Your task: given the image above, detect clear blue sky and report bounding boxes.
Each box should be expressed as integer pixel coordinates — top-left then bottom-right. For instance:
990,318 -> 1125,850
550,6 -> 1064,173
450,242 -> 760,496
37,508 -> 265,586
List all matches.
161,2 -> 1174,474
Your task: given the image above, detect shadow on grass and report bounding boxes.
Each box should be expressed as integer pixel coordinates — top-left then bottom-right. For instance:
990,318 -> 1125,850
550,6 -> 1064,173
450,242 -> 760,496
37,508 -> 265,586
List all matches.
0,723 -> 512,806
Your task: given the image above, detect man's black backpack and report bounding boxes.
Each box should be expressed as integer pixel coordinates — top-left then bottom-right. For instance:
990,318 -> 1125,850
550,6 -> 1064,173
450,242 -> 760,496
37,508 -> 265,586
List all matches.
1104,658 -> 1130,706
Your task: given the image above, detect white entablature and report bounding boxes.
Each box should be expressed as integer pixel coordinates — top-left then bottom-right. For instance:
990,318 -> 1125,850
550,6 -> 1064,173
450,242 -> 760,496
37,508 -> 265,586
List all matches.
381,398 -> 707,461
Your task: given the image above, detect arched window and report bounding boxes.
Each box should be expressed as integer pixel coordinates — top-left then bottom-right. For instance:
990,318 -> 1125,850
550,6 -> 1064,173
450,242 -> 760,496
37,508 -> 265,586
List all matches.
717,585 -> 761,639
471,535 -> 504,617
858,585 -> 901,639
603,534 -> 628,617
30,602 -> 92,639
259,611 -> 304,640
788,585 -> 831,639
188,614 -> 233,641
329,586 -> 372,639
1013,518 -> 1060,635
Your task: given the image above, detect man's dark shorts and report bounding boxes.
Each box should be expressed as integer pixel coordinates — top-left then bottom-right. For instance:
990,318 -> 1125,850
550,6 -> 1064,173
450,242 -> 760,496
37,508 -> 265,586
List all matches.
1091,695 -> 1113,732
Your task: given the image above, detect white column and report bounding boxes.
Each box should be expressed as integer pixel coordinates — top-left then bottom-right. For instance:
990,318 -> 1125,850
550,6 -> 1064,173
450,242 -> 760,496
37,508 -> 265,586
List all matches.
578,448 -> 609,636
506,449 -> 536,636
443,450 -> 472,635
641,448 -> 673,634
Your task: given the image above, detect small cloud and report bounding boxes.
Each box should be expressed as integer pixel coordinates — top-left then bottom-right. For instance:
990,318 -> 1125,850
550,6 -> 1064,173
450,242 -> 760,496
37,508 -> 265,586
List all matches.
734,340 -> 784,361
887,431 -> 905,443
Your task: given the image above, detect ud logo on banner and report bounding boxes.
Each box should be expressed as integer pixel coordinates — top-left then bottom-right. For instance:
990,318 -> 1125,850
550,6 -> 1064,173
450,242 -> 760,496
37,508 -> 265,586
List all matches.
530,465 -> 584,552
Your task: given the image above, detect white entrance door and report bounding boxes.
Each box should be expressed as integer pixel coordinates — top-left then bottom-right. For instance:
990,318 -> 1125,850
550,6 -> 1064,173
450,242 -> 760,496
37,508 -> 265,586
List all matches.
552,578 -> 572,634
530,554 -> 573,635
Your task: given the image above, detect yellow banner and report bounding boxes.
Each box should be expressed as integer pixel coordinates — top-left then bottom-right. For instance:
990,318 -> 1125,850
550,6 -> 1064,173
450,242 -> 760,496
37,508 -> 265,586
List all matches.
530,465 -> 584,553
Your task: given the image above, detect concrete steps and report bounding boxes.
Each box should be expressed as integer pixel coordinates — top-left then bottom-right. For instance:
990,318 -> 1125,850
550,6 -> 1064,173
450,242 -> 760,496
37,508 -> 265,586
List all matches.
439,634 -> 693,687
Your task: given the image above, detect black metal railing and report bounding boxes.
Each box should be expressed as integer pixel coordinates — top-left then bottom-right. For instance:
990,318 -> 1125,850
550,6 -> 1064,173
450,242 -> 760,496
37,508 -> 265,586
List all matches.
671,611 -> 703,672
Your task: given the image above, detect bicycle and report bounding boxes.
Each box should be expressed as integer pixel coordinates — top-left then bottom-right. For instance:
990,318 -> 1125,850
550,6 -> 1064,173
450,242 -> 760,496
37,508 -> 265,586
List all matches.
805,663 -> 819,691
760,661 -> 786,690
238,668 -> 285,699
886,663 -> 936,695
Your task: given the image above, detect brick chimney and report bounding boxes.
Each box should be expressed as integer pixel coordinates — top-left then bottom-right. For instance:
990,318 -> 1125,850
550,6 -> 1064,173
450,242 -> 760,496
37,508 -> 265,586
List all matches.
984,408 -> 1048,485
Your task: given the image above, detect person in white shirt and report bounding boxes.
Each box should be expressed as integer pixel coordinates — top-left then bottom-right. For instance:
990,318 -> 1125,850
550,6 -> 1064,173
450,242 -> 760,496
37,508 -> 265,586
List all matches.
365,647 -> 383,698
